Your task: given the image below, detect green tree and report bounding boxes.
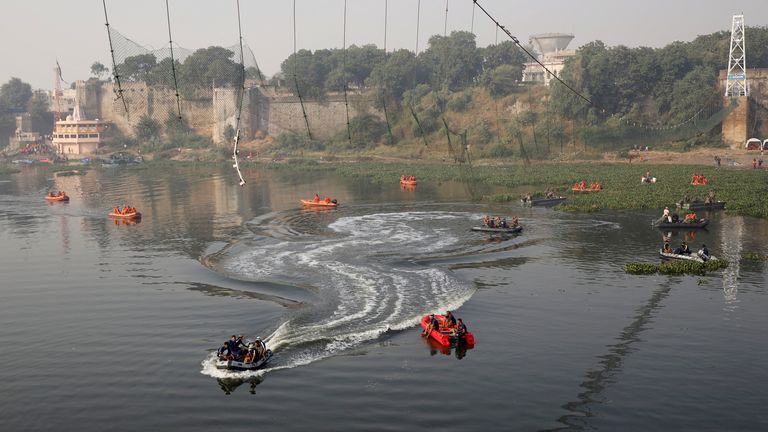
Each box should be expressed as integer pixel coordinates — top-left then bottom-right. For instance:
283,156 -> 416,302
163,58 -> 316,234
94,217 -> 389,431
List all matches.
181,46 -> 241,89
0,77 -> 33,111
90,62 -> 109,80
480,41 -> 527,75
420,31 -> 482,91
117,54 -> 157,82
280,49 -> 332,99
345,114 -> 388,148
27,93 -> 53,134
134,115 -> 161,142
483,65 -> 520,97
368,49 -> 429,103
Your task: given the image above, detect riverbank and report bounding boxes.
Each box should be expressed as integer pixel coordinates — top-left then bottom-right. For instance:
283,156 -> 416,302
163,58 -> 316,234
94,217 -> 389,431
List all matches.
251,159 -> 768,219
5,153 -> 766,219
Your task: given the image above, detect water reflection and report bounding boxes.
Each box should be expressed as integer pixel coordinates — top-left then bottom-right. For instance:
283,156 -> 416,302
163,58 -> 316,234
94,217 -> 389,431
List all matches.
550,281 -> 674,431
720,216 -> 744,312
422,337 -> 473,360
216,376 -> 264,395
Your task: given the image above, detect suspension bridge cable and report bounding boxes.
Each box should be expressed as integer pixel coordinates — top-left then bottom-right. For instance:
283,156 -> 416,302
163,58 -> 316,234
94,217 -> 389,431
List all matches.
383,0 -> 388,51
415,0 -> 421,54
342,0 -> 353,146
165,0 -> 183,123
101,0 -> 129,117
444,0 -> 449,36
472,0 -> 594,107
410,105 -> 429,147
470,1 -> 475,34
410,0 -> 428,147
381,0 -> 394,141
231,0 -> 246,186
293,0 -> 312,139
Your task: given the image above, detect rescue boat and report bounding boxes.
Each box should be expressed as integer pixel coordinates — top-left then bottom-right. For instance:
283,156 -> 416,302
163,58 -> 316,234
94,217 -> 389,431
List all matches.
215,350 -> 273,371
109,211 -> 142,219
300,199 -> 338,207
45,194 -> 69,202
420,314 -> 475,347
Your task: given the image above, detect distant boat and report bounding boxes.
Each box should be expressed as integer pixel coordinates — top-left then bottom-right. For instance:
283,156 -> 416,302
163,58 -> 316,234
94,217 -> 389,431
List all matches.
471,225 -> 523,234
654,219 -> 709,229
521,197 -> 566,206
677,201 -> 726,210
659,250 -> 718,263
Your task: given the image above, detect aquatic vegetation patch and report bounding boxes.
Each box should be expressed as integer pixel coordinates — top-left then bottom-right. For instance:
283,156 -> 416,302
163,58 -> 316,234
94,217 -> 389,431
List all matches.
246,160 -> 768,218
0,164 -> 21,175
624,259 -> 729,276
742,252 -> 768,262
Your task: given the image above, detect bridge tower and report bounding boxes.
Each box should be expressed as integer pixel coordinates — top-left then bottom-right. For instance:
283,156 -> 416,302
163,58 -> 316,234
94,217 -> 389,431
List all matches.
722,14 -> 751,149
725,15 -> 748,97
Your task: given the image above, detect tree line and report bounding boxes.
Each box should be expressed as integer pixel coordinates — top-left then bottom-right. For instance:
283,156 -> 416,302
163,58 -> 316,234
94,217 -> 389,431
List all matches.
551,27 -> 768,126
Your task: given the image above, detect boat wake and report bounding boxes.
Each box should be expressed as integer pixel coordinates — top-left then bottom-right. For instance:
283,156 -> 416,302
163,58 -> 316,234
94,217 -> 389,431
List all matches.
201,211 -> 479,378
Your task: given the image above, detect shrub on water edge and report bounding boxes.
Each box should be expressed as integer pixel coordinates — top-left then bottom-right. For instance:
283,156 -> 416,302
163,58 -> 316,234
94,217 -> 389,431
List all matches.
623,263 -> 658,275
742,252 -> 768,262
624,259 -> 728,276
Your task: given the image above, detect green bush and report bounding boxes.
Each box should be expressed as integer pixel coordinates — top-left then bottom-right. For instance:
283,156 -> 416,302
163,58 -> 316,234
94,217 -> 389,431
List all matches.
485,142 -> 515,159
273,133 -> 325,153
447,89 -> 473,112
742,252 -> 768,262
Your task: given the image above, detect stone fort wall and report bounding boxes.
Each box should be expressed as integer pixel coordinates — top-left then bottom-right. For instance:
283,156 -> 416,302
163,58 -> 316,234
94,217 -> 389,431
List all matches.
86,82 -> 380,145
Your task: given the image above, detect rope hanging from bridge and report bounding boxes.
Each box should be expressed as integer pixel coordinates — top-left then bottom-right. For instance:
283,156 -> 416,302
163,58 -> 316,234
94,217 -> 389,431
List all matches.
342,0 -> 353,147
293,0 -> 312,140
415,0 -> 421,55
470,1 -> 475,34
101,0 -> 129,117
164,0 -> 183,124
380,0 -> 394,142
409,0 -> 429,147
444,0 -> 449,36
231,0 -> 247,186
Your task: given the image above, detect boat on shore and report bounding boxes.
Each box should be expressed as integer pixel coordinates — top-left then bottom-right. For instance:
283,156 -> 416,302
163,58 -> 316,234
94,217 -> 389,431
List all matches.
215,350 -> 273,371
654,219 -> 709,229
521,197 -> 566,206
659,250 -> 718,263
420,315 -> 475,347
677,201 -> 726,210
471,225 -> 523,234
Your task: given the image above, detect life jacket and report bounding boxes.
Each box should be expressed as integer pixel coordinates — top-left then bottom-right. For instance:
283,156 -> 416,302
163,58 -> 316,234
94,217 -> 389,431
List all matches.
457,323 -> 468,336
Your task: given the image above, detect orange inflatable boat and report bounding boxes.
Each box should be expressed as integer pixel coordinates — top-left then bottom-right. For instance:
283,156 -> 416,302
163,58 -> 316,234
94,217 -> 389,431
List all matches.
300,199 -> 338,207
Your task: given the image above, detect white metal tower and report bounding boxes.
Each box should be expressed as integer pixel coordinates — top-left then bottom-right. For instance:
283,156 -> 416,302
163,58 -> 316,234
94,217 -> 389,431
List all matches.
725,14 -> 748,97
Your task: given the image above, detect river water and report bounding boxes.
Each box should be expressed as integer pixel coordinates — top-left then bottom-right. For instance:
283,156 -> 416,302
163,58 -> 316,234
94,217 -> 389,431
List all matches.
1,164 -> 766,431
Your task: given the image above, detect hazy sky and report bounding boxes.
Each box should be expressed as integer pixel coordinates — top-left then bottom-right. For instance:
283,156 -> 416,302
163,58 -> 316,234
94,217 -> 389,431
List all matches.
2,0 -> 767,89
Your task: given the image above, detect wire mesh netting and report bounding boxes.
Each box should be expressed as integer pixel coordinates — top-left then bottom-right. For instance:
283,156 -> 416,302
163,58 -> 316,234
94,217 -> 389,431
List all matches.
105,25 -> 262,143
578,98 -> 740,150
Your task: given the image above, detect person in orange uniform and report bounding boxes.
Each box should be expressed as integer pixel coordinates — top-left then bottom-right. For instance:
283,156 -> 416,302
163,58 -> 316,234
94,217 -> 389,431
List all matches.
313,193 -> 320,203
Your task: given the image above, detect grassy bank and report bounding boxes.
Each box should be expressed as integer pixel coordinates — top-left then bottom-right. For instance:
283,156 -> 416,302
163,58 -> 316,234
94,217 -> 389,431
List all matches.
0,163 -> 21,175
255,160 -> 768,219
